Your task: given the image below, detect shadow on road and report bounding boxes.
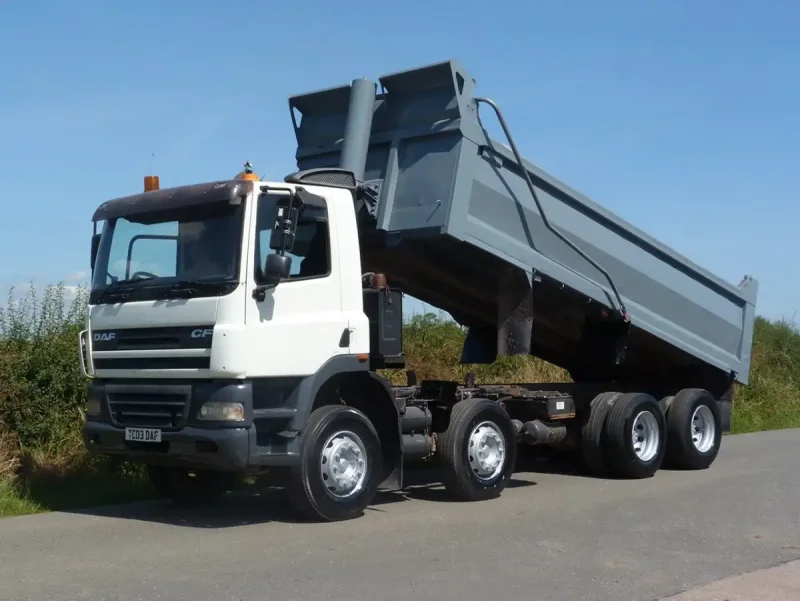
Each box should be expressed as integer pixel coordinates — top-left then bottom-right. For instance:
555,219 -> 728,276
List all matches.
60,450 -> 597,529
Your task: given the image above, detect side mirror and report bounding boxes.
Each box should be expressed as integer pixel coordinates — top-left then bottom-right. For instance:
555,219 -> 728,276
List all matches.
253,254 -> 292,302
90,233 -> 101,271
263,253 -> 292,283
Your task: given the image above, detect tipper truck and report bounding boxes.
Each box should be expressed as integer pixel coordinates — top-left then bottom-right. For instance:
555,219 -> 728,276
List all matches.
80,59 -> 758,521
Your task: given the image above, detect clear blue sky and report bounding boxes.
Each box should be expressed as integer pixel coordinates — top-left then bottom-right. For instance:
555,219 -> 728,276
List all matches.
0,0 -> 797,320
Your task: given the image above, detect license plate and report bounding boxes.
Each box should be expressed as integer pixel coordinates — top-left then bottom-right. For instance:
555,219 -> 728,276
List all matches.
124,427 -> 162,443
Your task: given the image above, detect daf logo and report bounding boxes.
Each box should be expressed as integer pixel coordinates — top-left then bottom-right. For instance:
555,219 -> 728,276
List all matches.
191,328 -> 214,339
93,332 -> 116,342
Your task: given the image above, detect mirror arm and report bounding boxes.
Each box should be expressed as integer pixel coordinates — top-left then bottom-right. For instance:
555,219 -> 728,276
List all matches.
276,217 -> 294,256
252,283 -> 277,302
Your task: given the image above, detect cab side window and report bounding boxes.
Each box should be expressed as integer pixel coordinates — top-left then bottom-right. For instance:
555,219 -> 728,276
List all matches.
254,194 -> 331,282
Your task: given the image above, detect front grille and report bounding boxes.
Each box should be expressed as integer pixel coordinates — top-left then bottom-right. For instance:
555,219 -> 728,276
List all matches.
90,326 -> 214,373
91,326 -> 214,352
94,357 -> 210,370
108,392 -> 190,430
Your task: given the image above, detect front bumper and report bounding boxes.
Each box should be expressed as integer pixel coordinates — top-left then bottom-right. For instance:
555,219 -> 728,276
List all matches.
83,378 -> 304,471
84,421 -> 251,472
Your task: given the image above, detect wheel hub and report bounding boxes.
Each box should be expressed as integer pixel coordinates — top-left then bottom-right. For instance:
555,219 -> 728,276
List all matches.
631,410 -> 660,462
691,404 -> 716,453
320,431 -> 368,499
468,421 -> 506,480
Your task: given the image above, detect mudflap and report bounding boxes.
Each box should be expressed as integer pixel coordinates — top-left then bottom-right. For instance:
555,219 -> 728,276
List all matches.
380,464 -> 403,491
718,400 -> 732,433
379,400 -> 404,491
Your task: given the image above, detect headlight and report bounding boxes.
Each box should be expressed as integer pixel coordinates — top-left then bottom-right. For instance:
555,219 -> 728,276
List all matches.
198,401 -> 245,421
86,397 -> 102,415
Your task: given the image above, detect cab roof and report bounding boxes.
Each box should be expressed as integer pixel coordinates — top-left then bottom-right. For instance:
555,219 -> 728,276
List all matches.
91,179 -> 329,222
91,180 -> 255,222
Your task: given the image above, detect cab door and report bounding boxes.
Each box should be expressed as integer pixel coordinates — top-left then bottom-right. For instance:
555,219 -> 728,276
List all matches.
243,190 -> 348,378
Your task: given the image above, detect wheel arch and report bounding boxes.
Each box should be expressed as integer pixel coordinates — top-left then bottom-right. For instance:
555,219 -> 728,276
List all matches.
306,365 -> 402,487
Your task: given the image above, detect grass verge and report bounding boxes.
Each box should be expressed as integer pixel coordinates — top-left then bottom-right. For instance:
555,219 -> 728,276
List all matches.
0,426 -> 157,517
0,479 -> 40,518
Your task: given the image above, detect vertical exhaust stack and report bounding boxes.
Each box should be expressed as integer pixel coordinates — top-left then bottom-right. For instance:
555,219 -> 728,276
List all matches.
339,78 -> 376,182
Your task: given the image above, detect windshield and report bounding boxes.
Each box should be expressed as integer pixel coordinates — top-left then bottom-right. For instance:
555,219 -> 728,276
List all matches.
90,200 -> 244,304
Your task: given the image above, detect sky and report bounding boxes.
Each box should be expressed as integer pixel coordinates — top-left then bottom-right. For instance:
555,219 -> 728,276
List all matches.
0,0 -> 798,321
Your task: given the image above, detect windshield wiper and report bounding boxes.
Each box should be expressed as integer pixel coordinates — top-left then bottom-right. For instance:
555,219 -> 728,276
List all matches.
95,276 -> 157,302
157,280 -> 235,300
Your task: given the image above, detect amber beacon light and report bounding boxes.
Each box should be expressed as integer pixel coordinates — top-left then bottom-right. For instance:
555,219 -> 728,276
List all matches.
144,175 -> 160,192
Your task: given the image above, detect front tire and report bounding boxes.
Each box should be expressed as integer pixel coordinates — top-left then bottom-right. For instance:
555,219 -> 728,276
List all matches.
438,398 -> 517,501
603,392 -> 666,479
665,388 -> 722,470
289,405 -> 382,522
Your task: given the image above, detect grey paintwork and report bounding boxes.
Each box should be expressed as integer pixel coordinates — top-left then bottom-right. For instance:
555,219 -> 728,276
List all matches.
287,59 -> 758,385
338,77 -> 376,182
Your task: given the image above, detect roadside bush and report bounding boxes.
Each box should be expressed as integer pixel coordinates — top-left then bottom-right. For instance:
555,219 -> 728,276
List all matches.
0,284 -> 89,451
731,317 -> 800,432
385,312 -> 568,385
0,283 -> 797,500
0,420 -> 21,480
387,313 -> 800,433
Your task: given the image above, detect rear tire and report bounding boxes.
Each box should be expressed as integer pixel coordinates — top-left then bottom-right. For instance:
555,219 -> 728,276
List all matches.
665,388 -> 722,470
580,391 -> 623,476
147,465 -> 235,505
289,405 -> 382,522
438,398 -> 517,501
603,392 -> 666,479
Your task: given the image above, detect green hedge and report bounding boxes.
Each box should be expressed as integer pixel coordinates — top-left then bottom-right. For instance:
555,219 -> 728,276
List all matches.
0,285 -> 89,451
0,284 -> 798,476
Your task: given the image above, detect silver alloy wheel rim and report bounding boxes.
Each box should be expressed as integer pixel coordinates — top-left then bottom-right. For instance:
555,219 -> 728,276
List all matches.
467,421 -> 506,481
631,410 -> 660,462
691,404 -> 716,453
320,430 -> 368,499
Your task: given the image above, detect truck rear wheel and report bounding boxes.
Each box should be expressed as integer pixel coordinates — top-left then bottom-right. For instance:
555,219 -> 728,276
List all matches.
147,465 -> 236,505
603,392 -> 666,479
289,405 -> 382,522
580,391 -> 623,476
438,398 -> 517,501
665,388 -> 722,470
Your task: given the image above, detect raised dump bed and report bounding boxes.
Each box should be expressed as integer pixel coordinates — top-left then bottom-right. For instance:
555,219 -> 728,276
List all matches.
285,59 -> 758,395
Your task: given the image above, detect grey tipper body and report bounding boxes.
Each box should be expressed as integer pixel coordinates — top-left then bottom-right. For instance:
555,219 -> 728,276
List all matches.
289,59 -> 757,390
81,58 -> 757,522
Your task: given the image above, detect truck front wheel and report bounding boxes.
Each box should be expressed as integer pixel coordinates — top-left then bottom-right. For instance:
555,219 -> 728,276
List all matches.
147,465 -> 236,505
289,405 -> 383,522
437,398 -> 517,501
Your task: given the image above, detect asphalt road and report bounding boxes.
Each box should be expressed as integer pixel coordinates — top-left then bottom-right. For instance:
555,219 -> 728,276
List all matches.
1,429 -> 798,601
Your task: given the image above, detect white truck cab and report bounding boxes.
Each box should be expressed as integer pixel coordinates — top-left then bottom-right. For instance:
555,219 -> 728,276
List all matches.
86,177 -> 370,380
82,172 -> 407,520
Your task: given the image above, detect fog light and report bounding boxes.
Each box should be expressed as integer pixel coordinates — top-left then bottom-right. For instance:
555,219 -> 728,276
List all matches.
198,401 -> 245,421
86,397 -> 102,415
